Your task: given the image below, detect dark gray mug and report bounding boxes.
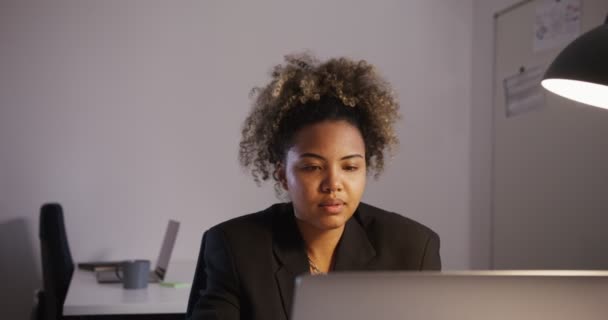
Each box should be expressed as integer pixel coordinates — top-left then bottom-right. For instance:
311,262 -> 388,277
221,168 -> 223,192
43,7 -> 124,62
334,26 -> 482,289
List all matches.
115,260 -> 150,289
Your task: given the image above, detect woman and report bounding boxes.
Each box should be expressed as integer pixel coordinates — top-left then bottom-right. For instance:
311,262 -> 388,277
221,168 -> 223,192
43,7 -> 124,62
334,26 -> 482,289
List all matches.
187,53 -> 441,320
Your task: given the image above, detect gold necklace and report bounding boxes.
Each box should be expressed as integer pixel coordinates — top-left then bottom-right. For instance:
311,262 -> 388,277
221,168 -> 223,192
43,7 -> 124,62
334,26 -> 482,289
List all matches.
307,256 -> 326,275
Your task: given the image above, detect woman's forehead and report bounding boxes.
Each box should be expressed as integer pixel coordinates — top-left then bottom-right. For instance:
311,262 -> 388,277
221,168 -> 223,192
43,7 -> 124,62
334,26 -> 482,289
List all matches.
287,120 -> 365,158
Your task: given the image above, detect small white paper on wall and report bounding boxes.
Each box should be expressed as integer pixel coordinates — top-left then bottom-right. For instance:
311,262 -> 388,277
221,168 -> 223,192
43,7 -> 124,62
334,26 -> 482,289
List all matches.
503,65 -> 546,118
533,0 -> 582,52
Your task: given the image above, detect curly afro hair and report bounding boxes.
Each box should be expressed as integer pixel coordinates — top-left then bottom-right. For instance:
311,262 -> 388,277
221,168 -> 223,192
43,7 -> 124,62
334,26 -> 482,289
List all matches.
239,52 -> 400,189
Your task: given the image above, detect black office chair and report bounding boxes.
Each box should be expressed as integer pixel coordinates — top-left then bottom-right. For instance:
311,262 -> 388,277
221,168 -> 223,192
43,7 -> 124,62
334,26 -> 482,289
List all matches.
186,232 -> 208,319
38,203 -> 74,320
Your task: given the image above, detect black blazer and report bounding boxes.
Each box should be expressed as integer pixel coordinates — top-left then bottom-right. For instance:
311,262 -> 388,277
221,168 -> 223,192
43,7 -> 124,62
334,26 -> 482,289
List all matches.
186,202 -> 441,320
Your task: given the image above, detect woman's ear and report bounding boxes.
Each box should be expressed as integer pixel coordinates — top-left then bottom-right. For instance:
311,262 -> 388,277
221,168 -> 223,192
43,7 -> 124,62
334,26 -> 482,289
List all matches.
275,163 -> 288,190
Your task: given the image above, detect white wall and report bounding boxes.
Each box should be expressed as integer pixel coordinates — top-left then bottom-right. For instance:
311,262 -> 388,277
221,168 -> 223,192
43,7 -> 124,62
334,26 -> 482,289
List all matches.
0,0 -> 474,317
470,0 -> 524,269
474,0 -> 608,270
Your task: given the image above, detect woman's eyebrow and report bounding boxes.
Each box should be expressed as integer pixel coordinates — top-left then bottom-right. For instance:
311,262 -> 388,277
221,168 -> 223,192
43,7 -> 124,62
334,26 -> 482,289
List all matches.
299,153 -> 364,160
341,154 -> 364,160
299,153 -> 325,160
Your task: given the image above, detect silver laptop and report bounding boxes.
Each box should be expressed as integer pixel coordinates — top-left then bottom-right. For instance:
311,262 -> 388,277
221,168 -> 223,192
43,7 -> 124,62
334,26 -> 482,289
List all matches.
292,271 -> 608,320
96,220 -> 180,283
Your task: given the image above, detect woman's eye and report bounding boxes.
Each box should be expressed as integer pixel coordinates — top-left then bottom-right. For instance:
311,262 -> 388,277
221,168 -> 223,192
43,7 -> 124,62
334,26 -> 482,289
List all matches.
344,165 -> 359,172
302,165 -> 322,171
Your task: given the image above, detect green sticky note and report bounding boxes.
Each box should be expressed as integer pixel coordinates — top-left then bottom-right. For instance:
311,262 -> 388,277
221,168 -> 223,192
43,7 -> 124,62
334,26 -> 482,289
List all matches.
160,281 -> 191,288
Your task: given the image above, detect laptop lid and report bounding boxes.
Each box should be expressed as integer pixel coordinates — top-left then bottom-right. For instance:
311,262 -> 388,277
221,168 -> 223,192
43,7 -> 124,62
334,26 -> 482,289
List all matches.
153,220 -> 179,280
291,271 -> 608,320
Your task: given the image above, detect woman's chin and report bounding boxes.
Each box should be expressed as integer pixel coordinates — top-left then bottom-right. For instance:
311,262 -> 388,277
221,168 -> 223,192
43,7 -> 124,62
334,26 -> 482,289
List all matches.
294,208 -> 354,232
314,215 -> 350,231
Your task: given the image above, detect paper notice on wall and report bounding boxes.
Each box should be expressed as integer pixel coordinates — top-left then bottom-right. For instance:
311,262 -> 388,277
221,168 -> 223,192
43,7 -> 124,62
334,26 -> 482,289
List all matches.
533,0 -> 582,52
503,65 -> 546,118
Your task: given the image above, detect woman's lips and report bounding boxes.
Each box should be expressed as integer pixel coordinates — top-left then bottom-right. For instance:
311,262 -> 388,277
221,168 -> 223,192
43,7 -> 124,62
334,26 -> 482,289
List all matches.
319,201 -> 345,214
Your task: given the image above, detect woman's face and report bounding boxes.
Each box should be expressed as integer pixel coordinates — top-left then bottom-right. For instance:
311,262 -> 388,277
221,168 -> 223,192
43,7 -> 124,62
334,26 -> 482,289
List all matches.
278,120 -> 367,232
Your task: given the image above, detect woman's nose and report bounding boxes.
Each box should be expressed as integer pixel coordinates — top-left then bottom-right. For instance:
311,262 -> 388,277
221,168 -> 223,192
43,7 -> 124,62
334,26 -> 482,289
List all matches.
321,169 -> 343,193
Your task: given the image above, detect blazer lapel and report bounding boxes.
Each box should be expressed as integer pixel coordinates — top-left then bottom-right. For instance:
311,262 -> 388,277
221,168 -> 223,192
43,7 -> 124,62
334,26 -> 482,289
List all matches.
270,204 -> 377,318
272,204 -> 309,319
333,211 -> 377,270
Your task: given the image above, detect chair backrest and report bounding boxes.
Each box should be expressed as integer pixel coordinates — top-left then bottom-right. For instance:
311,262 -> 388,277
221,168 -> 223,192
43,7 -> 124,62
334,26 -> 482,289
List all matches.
39,203 -> 74,320
186,232 -> 207,319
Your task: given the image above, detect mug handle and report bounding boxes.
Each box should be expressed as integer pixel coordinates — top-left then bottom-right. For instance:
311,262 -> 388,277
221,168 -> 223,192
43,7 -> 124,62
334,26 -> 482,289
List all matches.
115,266 -> 123,281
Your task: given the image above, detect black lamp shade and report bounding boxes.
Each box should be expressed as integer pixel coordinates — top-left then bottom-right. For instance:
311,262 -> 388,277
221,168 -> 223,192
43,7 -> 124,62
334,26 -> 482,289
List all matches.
541,18 -> 608,109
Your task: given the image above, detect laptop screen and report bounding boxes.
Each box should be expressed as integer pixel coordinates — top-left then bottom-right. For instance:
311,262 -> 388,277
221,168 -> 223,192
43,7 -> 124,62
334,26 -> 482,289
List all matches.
154,220 -> 179,278
291,271 -> 608,320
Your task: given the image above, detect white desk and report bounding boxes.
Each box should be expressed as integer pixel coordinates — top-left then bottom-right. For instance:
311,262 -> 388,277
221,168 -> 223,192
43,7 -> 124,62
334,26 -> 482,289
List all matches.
64,260 -> 196,316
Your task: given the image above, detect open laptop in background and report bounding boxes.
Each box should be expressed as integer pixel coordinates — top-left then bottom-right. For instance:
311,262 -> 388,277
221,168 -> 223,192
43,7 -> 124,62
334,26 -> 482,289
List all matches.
93,220 -> 180,284
291,271 -> 608,320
